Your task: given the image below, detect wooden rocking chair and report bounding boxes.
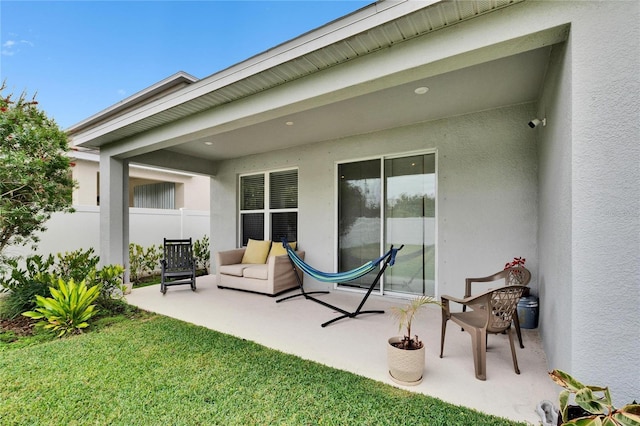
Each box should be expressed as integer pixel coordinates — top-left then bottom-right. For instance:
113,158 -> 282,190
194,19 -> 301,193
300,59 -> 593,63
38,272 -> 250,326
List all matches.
160,238 -> 196,294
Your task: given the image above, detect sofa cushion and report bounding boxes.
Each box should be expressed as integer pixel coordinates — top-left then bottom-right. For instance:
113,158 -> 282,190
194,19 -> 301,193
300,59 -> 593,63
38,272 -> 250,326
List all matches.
241,239 -> 271,264
242,264 -> 269,280
219,264 -> 247,277
268,241 -> 296,258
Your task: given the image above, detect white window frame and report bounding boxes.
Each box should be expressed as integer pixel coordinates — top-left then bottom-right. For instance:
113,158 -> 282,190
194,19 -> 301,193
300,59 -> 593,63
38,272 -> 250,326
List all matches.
334,149 -> 438,297
238,167 -> 298,246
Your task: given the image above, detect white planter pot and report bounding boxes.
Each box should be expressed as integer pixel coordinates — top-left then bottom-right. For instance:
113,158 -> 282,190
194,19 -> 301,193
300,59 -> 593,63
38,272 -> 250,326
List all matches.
387,336 -> 425,386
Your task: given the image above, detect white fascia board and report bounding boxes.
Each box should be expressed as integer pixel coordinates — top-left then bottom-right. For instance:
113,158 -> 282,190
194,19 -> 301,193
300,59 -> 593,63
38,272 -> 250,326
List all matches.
128,163 -> 203,177
71,0 -> 437,147
69,150 -> 99,162
67,71 -> 198,134
68,146 -> 204,177
100,17 -> 568,159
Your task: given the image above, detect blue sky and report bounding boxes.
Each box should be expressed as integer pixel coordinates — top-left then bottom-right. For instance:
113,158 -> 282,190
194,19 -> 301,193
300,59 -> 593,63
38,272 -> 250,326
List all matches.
1,1 -> 370,129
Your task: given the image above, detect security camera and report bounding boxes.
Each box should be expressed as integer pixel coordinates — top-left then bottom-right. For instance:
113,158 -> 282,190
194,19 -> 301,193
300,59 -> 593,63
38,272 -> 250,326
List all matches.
528,118 -> 546,128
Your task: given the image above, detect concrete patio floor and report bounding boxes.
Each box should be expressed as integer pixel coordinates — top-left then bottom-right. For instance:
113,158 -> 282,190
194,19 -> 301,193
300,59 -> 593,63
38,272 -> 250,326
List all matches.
126,275 -> 558,425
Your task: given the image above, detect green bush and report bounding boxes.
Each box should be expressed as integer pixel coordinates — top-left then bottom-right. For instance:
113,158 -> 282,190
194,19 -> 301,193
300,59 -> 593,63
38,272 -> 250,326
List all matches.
193,235 -> 211,274
89,264 -> 126,313
1,249 -> 126,318
0,82 -> 75,260
23,278 -> 100,337
0,254 -> 56,318
54,247 -> 100,283
129,243 -> 161,283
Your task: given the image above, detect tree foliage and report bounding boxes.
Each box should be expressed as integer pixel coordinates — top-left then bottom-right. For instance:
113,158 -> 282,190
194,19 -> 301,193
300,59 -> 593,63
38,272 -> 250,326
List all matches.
0,81 -> 75,258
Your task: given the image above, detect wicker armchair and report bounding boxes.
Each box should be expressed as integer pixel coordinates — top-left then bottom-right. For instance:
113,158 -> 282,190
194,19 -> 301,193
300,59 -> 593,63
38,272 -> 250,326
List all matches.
463,266 -> 531,348
440,285 -> 526,380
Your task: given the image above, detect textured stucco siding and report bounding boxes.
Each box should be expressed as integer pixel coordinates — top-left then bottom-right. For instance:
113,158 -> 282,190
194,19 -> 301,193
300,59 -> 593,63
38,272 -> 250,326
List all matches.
210,103 -> 538,302
528,0 -> 639,406
567,1 -> 639,404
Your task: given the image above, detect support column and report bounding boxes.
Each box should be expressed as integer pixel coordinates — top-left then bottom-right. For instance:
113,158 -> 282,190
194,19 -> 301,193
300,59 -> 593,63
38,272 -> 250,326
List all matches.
99,153 -> 130,282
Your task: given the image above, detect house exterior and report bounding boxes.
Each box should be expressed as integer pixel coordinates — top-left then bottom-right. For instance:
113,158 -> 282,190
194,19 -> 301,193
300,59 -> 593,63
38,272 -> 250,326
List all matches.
68,0 -> 639,404
8,149 -> 211,261
70,149 -> 210,210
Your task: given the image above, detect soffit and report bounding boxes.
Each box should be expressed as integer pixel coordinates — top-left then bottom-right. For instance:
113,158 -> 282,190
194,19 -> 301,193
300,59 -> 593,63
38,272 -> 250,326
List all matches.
72,0 -> 523,147
165,45 -> 551,162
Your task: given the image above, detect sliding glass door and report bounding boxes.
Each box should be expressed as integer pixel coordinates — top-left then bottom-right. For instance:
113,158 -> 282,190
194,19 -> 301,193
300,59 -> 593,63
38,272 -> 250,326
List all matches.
337,159 -> 381,289
384,154 -> 436,296
337,153 -> 435,296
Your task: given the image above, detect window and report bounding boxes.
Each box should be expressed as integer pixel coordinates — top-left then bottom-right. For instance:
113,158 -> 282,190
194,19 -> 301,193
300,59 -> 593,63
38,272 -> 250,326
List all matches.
133,182 -> 175,209
239,169 -> 298,246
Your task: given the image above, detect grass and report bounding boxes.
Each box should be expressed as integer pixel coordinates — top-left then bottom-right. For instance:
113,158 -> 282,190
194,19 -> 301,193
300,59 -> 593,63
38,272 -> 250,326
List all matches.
133,269 -> 208,289
0,313 -> 526,425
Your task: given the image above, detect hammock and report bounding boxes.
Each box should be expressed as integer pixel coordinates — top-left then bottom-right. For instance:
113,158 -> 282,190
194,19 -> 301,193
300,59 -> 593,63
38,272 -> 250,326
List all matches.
283,242 -> 398,283
276,238 -> 404,327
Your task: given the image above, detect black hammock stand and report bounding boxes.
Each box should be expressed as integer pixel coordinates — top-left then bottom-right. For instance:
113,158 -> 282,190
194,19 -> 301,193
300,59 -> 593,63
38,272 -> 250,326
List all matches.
276,238 -> 404,327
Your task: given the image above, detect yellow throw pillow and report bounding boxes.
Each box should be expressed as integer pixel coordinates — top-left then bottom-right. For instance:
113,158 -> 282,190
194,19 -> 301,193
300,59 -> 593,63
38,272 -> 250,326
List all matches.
241,239 -> 272,264
269,241 -> 296,258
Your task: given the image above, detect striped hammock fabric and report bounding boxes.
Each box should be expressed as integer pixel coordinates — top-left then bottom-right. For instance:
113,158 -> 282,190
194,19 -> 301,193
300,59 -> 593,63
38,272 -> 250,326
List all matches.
281,239 -> 399,283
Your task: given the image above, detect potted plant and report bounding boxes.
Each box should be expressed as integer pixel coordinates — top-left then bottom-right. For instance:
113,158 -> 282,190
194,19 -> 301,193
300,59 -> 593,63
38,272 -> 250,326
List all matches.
548,369 -> 640,425
387,295 -> 442,386
504,256 -> 528,286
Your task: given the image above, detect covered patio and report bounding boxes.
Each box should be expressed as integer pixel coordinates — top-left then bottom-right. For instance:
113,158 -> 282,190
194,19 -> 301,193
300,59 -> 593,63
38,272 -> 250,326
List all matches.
126,275 -> 558,424
72,0 -> 639,409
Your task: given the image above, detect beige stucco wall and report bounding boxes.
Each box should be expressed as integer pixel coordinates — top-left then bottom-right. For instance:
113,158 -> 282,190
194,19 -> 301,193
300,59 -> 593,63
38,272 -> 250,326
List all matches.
535,0 -> 640,404
71,159 -> 99,206
72,158 -> 210,210
537,40 -> 574,376
211,102 -> 538,301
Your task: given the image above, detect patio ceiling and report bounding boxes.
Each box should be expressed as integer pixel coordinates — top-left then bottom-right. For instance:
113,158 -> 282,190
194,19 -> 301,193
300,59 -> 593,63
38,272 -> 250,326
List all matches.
162,46 -> 551,162
69,0 -> 560,170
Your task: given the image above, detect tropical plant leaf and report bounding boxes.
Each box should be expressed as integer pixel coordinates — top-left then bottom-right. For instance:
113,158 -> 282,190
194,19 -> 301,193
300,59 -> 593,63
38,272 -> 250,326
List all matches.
613,405 -> 640,426
559,389 -> 571,420
565,417 -> 603,426
22,310 -> 44,320
575,388 -> 608,414
551,369 -> 586,392
21,278 -> 99,337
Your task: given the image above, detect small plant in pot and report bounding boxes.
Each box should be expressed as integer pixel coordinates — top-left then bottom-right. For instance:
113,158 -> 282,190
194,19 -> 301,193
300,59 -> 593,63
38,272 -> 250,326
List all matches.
549,369 -> 640,425
387,295 -> 442,386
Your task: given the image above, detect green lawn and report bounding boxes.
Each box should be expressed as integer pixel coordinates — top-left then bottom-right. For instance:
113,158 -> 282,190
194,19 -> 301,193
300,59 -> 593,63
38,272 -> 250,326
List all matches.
0,313 -> 525,425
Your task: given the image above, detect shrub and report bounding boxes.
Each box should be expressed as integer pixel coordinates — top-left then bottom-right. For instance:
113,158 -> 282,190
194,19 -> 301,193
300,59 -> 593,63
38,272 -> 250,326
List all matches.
0,82 -> 75,259
1,249 -> 126,318
0,254 -> 56,318
89,264 -> 126,313
193,235 -> 210,274
23,278 -> 100,337
54,248 -> 100,283
129,243 -> 161,283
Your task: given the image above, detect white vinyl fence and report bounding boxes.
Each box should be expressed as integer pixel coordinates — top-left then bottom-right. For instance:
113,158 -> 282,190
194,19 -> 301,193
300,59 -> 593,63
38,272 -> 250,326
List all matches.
6,206 -> 210,260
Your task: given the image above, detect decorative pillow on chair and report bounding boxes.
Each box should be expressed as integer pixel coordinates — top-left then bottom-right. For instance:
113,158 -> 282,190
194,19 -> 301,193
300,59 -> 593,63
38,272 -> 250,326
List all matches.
268,241 -> 296,258
241,239 -> 272,264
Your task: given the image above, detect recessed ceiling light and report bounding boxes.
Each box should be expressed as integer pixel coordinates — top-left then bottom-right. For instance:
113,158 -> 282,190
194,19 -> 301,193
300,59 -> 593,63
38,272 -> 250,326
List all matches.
286,121 -> 294,126
414,86 -> 429,95
204,141 -> 213,146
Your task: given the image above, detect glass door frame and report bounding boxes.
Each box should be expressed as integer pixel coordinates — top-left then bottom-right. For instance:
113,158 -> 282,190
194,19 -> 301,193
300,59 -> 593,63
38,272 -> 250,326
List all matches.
334,149 -> 438,298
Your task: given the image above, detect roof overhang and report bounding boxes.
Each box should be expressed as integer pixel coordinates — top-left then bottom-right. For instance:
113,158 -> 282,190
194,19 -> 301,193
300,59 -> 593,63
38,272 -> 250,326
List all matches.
68,0 -> 568,175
